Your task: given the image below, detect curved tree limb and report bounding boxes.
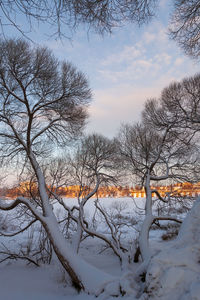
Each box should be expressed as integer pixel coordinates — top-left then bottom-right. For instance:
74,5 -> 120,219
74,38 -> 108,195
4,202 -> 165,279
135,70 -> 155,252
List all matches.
0,218 -> 37,237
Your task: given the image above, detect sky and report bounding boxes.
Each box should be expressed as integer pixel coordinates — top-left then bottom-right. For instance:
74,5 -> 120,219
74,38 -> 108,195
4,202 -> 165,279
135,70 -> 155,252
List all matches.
3,0 -> 200,139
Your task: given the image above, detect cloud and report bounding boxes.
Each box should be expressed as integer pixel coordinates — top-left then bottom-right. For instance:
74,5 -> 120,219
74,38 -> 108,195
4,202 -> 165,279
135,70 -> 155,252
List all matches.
143,32 -> 156,44
98,51 -> 174,84
154,53 -> 172,65
142,23 -> 168,47
174,57 -> 184,66
86,85 -> 164,138
87,57 -> 200,138
96,20 -> 200,88
40,13 -> 200,139
101,45 -> 143,66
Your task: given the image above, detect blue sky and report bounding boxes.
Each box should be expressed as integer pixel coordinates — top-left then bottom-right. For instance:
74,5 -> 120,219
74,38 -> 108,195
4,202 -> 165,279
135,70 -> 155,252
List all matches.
5,0 -> 200,138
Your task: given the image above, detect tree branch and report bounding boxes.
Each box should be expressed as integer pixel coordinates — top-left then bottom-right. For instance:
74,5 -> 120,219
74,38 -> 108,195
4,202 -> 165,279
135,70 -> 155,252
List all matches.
0,218 -> 37,237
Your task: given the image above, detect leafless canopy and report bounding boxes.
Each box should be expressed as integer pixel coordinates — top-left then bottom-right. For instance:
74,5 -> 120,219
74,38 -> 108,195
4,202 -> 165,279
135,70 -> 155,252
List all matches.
69,133 -> 118,187
169,0 -> 200,58
160,73 -> 200,128
0,38 -> 91,163
1,1 -> 200,58
0,0 -> 157,37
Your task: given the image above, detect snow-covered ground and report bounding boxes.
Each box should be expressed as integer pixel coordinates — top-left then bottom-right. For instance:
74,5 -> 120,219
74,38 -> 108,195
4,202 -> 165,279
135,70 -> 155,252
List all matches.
144,198 -> 200,300
0,264 -> 82,300
0,197 -> 199,300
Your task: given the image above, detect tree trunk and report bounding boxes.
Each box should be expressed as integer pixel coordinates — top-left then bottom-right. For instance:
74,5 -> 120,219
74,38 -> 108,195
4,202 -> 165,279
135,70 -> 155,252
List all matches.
71,219 -> 83,254
41,209 -> 114,293
138,173 -> 153,261
28,151 -> 114,293
42,215 -> 84,290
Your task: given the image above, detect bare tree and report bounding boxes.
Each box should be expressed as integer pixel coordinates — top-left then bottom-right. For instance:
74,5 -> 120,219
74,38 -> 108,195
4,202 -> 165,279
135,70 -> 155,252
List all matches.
1,1 -> 200,58
0,0 -> 157,38
44,133 -> 134,295
137,74 -> 200,300
58,134 -> 124,256
118,119 -> 198,272
64,134 -> 140,273
159,73 -> 200,130
0,38 -> 113,292
169,0 -> 200,58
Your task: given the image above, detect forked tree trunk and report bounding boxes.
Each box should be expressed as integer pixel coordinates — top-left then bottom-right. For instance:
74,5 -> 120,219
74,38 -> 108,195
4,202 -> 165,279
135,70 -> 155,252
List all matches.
28,151 -> 114,293
41,211 -> 115,293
